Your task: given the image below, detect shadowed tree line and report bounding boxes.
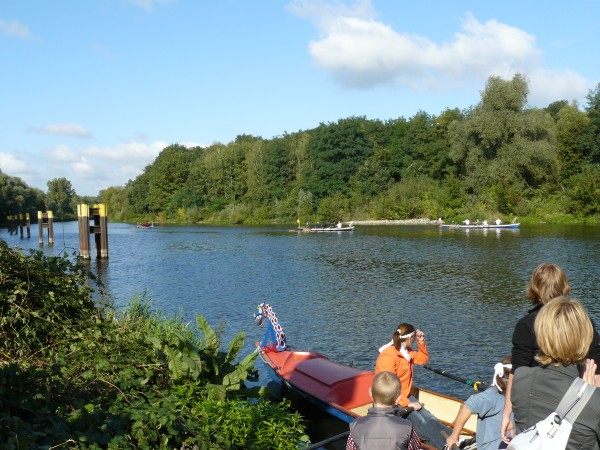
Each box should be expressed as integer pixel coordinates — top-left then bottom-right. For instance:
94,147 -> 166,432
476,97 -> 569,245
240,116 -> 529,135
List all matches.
3,74 -> 600,225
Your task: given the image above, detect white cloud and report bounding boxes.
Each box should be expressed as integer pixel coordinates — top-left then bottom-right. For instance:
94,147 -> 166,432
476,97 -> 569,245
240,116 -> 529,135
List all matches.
0,152 -> 29,173
50,144 -> 79,162
34,123 -> 93,138
0,19 -> 32,39
289,1 -> 590,105
83,140 -> 167,162
528,68 -> 589,106
1,139 -> 187,196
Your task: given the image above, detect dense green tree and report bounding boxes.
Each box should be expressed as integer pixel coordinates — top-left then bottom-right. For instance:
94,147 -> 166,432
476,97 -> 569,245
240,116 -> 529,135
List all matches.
99,185 -> 128,221
556,102 -> 589,181
545,100 -> 569,121
0,171 -> 45,218
579,83 -> 600,164
126,172 -> 151,215
302,117 -> 377,198
448,74 -> 557,213
348,147 -> 393,196
566,163 -> 600,216
91,75 -> 600,224
145,144 -> 194,212
46,177 -> 76,220
263,137 -> 292,201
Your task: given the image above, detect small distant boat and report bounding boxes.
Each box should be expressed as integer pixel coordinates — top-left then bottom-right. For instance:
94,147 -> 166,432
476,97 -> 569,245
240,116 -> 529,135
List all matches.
292,221 -> 355,232
136,222 -> 155,229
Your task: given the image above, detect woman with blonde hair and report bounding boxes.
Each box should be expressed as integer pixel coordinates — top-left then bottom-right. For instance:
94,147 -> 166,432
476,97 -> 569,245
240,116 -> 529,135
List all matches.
501,263 -> 600,443
511,297 -> 600,449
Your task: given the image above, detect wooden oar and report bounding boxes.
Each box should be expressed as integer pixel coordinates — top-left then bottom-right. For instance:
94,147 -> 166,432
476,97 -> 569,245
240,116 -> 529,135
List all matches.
422,365 -> 489,391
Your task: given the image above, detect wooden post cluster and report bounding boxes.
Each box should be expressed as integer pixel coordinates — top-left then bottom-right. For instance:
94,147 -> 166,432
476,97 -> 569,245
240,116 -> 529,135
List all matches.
7,215 -> 18,235
37,211 -> 54,245
20,213 -> 31,238
77,204 -> 108,259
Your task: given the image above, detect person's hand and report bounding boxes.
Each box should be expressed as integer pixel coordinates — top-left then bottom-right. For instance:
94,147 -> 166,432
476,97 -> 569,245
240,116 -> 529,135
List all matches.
501,413 -> 514,444
407,401 -> 422,411
582,358 -> 597,385
415,329 -> 425,343
445,433 -> 460,450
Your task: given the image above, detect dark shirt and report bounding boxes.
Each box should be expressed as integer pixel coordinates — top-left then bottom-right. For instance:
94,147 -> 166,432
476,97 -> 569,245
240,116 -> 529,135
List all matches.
512,364 -> 600,450
347,406 -> 420,450
511,304 -> 600,373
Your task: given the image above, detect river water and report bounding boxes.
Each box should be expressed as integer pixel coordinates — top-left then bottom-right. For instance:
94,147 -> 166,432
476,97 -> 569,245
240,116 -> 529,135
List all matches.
4,222 -> 600,441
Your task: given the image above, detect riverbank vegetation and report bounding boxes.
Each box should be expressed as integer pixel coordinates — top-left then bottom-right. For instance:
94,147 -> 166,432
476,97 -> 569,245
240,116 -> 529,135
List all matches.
0,240 -> 308,449
2,74 -> 600,225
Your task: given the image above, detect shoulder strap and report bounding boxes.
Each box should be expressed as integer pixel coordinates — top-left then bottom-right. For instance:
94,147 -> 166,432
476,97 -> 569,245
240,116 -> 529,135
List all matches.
556,377 -> 596,424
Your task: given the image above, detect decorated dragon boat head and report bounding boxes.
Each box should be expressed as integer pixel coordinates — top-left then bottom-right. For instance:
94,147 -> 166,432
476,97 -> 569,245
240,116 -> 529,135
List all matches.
254,303 -> 266,326
254,303 -> 287,352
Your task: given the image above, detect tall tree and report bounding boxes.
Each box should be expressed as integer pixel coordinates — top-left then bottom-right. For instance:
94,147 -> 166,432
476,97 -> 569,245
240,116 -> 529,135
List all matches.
46,177 -> 76,219
302,117 -> 376,198
556,102 -> 589,181
579,83 -> 600,164
145,144 -> 194,212
448,74 -> 557,212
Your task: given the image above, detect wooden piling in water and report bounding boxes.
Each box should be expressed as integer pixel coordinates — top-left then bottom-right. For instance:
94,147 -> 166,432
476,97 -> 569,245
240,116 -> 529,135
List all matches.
91,204 -> 109,259
18,213 -> 31,238
37,211 -> 54,245
77,204 -> 91,258
8,215 -> 16,235
77,203 -> 108,259
26,213 -> 31,238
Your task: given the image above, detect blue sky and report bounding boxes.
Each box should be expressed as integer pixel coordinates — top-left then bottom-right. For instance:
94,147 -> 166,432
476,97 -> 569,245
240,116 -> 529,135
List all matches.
1,0 -> 599,196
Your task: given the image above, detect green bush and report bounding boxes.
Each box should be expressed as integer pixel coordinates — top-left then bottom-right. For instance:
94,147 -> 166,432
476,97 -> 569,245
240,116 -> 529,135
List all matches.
0,241 -> 308,449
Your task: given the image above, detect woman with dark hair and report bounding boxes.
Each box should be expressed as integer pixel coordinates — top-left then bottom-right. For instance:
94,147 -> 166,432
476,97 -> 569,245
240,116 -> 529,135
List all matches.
511,297 -> 600,449
375,323 -> 450,449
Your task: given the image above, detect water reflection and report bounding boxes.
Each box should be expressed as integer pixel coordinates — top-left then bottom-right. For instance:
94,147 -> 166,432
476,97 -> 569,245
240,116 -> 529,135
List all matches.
3,222 -> 600,401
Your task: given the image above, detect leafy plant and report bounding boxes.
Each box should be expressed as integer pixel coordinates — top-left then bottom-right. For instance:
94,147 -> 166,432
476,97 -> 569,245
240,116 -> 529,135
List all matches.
148,314 -> 260,400
0,242 -> 307,448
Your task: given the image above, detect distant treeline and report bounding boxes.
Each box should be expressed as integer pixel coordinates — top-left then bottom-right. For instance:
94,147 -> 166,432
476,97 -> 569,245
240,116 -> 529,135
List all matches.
3,74 -> 600,225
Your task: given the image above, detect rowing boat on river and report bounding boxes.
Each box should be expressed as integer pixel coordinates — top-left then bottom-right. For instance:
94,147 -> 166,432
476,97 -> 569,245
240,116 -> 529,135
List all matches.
441,222 -> 519,230
254,303 -> 477,449
291,221 -> 355,232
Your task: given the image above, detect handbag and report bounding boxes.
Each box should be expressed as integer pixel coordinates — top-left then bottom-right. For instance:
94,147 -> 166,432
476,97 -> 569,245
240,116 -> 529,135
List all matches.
507,376 -> 596,450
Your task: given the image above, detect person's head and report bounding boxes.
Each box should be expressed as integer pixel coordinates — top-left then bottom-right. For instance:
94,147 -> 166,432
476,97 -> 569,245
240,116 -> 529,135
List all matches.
370,371 -> 402,406
526,263 -> 570,306
393,323 -> 415,349
492,355 -> 512,394
534,296 -> 593,366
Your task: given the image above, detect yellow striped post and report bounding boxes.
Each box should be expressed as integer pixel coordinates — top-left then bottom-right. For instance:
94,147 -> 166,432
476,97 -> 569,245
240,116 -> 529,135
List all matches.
38,211 -> 44,244
37,211 -> 54,245
47,211 -> 54,245
19,213 -> 24,238
26,213 -> 30,238
77,204 -> 90,258
92,203 -> 109,258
